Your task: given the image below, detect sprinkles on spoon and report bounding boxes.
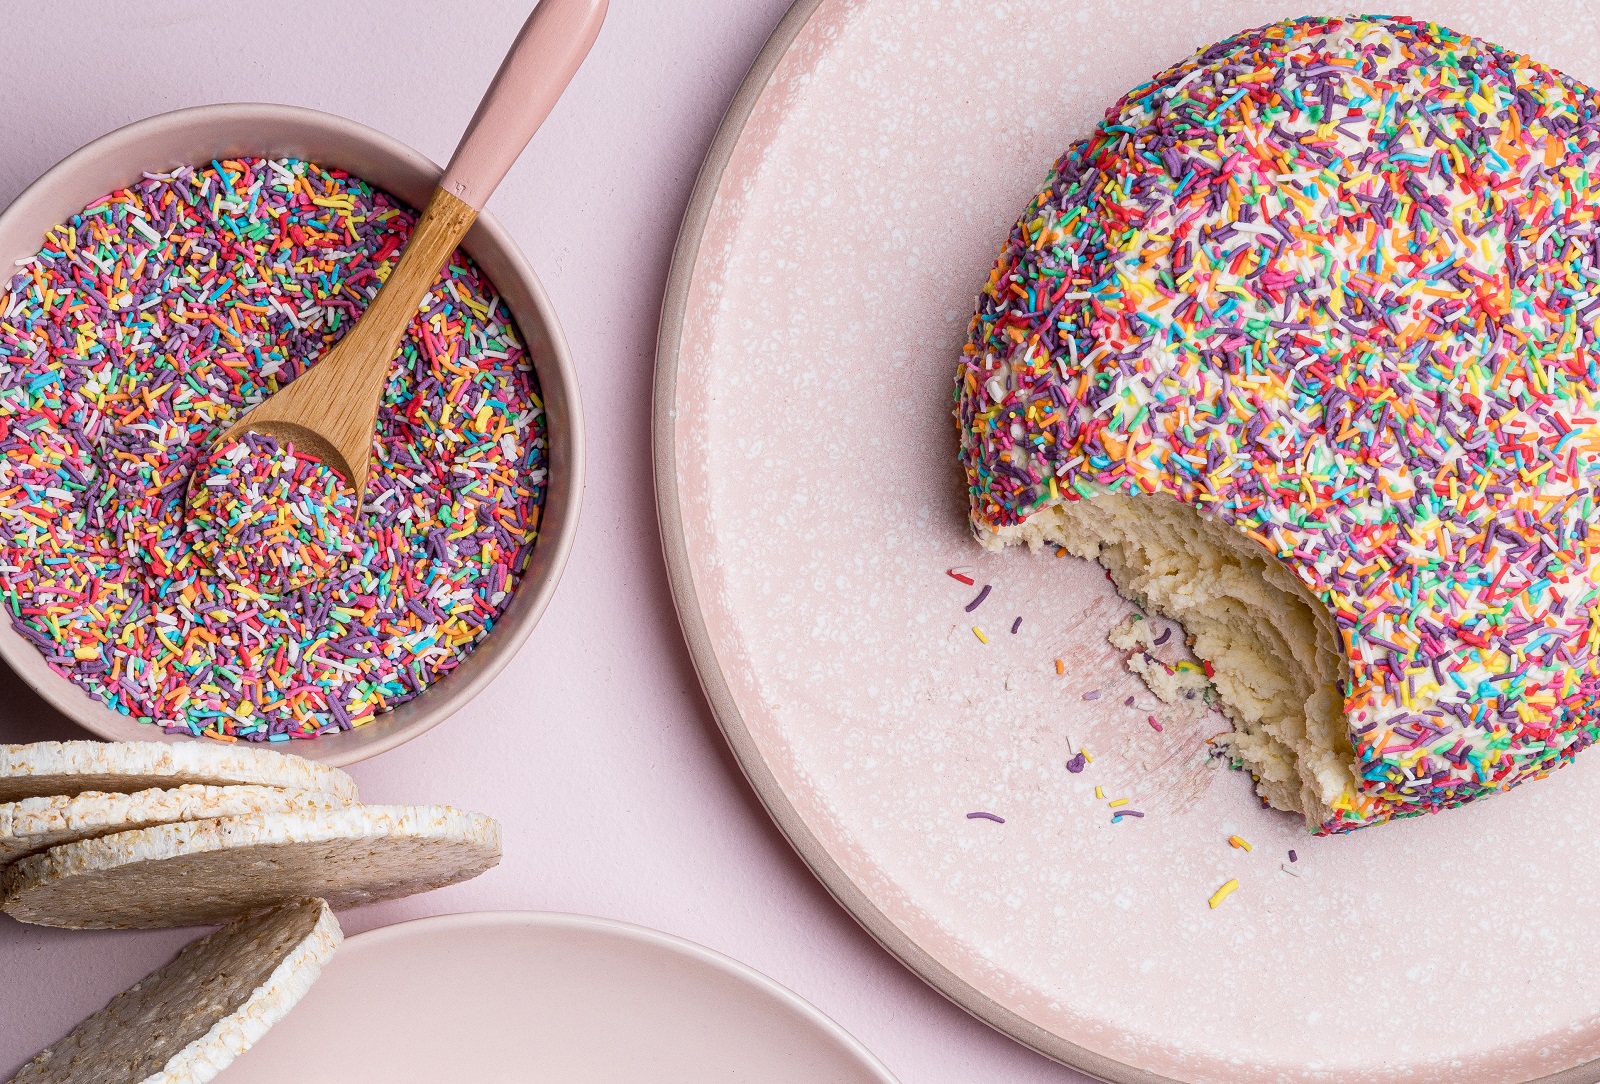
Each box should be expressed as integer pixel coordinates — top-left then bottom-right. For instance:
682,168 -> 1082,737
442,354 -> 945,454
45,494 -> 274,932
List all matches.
0,157 -> 547,742
185,432 -> 360,592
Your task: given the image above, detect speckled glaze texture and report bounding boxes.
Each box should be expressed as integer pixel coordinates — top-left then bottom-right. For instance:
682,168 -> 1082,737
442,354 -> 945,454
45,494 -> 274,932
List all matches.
671,1 -> 1600,1080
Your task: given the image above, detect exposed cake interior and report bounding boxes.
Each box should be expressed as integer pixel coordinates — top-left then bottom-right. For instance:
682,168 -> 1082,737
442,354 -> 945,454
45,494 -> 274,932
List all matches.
987,493 -> 1355,828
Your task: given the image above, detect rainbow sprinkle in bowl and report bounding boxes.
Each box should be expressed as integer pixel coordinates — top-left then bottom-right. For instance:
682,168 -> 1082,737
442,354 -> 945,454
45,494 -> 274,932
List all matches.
0,104 -> 583,766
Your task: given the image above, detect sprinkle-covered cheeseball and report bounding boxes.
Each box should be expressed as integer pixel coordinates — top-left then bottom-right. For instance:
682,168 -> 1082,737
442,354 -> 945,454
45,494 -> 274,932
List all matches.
958,16 -> 1600,832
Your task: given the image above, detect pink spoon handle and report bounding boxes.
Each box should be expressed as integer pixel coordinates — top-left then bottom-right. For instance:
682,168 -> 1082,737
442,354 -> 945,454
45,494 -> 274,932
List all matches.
440,0 -> 609,211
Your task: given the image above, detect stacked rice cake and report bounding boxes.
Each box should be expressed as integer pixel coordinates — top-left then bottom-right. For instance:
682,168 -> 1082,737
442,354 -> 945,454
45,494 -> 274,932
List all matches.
2,742 -> 503,1081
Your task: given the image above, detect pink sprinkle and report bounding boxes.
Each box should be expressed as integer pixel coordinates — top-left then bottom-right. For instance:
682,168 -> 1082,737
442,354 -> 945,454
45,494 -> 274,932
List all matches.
1148,715 -> 1164,732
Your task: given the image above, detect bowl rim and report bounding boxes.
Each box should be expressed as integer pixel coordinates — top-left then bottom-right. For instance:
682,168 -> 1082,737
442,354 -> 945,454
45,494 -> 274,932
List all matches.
0,101 -> 584,766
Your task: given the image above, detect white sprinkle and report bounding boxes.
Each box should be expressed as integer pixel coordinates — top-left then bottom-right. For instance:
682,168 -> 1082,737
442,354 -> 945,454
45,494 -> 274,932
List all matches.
1167,66 -> 1206,96
130,217 -> 163,245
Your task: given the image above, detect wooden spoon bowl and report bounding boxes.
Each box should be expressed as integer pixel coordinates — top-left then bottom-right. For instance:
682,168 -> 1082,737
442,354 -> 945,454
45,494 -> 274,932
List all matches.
218,187 -> 480,498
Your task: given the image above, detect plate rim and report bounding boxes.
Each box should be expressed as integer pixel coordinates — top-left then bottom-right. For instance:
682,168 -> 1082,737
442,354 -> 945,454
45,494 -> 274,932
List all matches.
649,2 -> 1600,1082
649,0 -> 1136,1078
330,909 -> 900,1083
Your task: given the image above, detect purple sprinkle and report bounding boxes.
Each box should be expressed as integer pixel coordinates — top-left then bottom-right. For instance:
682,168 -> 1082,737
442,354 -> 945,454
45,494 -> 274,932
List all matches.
964,584 -> 992,612
1123,695 -> 1135,706
1112,810 -> 1145,820
1066,752 -> 1087,773
1082,690 -> 1102,701
1288,849 -> 1298,863
967,811 -> 1005,823
1010,616 -> 1022,634
1153,629 -> 1172,646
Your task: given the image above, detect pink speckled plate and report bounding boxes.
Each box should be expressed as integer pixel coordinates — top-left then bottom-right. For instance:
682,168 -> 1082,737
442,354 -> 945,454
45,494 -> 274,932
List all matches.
221,911 -> 899,1083
656,2 -> 1600,1082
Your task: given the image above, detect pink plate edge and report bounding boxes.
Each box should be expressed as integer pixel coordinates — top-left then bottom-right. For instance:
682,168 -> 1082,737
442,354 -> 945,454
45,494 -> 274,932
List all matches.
648,1 -> 1600,1081
323,909 -> 901,1083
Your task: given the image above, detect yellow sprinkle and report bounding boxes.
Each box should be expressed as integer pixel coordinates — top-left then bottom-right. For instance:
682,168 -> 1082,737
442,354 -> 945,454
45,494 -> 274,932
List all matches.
1208,879 -> 1240,909
972,626 -> 989,644
1227,835 -> 1253,852
1109,797 -> 1130,808
1094,786 -> 1105,800
1082,750 -> 1094,763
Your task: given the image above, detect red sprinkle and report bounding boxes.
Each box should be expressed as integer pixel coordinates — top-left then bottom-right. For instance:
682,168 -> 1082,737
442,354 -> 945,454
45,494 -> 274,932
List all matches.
1148,716 -> 1164,732
947,569 -> 975,585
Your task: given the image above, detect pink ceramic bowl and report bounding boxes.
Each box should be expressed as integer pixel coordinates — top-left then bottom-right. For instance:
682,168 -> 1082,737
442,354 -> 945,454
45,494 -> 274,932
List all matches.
0,103 -> 584,766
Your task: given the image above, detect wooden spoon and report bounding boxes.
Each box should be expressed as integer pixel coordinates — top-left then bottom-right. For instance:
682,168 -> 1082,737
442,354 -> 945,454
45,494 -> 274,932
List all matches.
217,0 -> 608,503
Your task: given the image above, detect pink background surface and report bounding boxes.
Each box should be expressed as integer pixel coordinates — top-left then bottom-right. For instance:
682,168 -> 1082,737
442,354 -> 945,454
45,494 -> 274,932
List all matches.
0,1 -> 1082,1081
